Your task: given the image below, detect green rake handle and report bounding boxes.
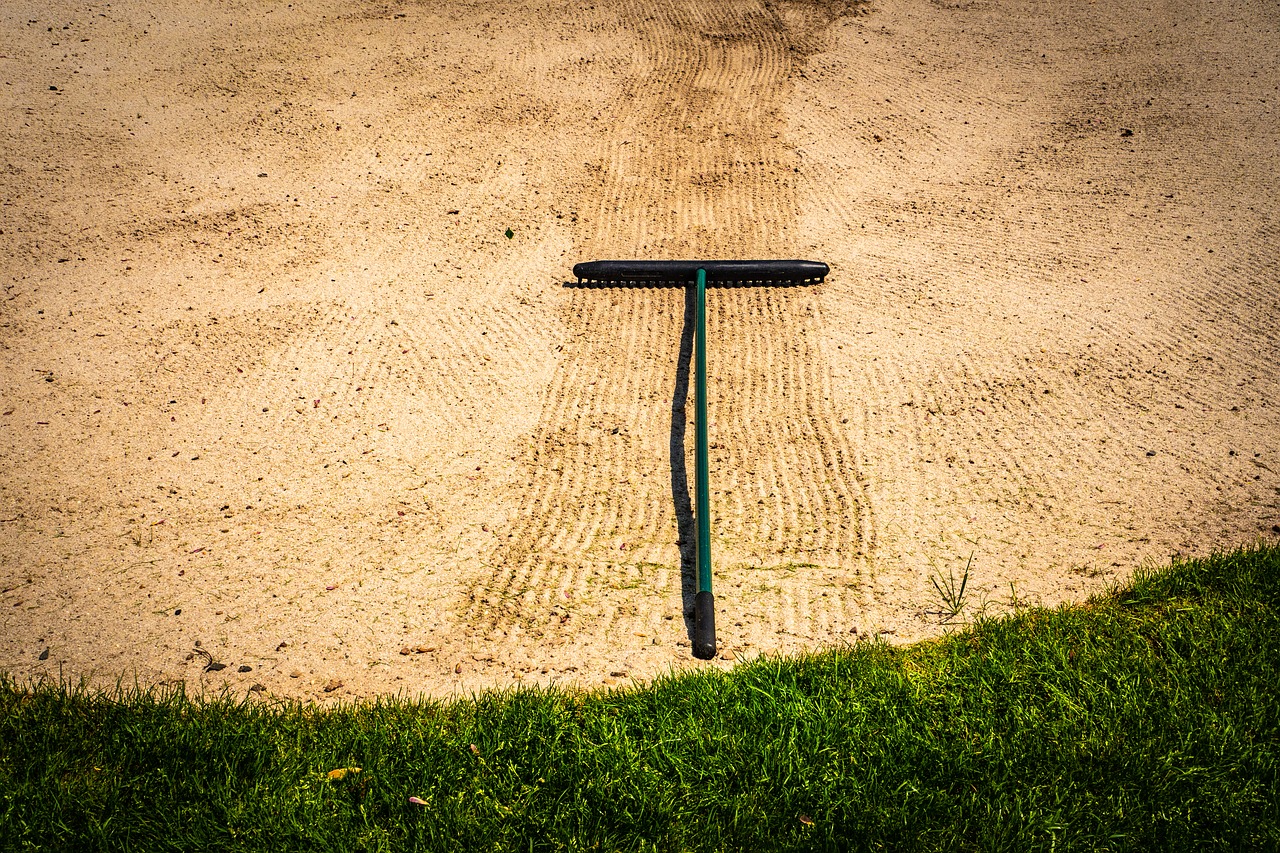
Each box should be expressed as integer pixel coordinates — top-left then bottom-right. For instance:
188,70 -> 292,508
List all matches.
692,267 -> 716,660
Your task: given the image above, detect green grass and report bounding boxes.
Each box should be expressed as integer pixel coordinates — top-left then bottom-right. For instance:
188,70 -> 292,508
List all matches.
2,544 -> 1278,851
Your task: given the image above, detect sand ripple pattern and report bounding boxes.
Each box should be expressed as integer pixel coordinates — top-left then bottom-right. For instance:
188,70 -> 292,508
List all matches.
465,0 -> 871,658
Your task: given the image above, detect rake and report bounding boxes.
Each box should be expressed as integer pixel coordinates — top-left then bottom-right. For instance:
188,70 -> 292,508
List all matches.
571,259 -> 829,659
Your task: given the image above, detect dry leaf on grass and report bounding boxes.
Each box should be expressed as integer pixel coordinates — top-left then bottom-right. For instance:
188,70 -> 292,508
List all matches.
326,767 -> 361,781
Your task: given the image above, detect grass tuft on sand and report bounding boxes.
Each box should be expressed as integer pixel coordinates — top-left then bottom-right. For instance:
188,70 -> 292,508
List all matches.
2,543 -> 1278,851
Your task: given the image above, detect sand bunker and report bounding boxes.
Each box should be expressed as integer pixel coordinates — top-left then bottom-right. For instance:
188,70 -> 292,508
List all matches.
2,0 -> 1277,699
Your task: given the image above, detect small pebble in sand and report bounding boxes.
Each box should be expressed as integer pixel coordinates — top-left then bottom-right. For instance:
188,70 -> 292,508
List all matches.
323,679 -> 343,693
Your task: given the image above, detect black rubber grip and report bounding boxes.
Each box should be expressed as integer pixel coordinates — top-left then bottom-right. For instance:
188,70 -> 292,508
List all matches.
572,259 -> 828,284
692,591 -> 717,660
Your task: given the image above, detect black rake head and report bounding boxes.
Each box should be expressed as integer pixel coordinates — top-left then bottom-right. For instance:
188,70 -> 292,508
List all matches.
571,259 -> 828,287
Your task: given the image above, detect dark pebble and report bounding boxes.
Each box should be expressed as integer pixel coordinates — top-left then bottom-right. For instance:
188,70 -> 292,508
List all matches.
206,662 -> 227,672
238,665 -> 252,673
1145,450 -> 1156,456
174,608 -> 181,615
38,647 -> 50,661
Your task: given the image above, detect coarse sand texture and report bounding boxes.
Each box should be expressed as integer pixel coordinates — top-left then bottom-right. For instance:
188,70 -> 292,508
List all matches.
1,0 -> 1278,698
